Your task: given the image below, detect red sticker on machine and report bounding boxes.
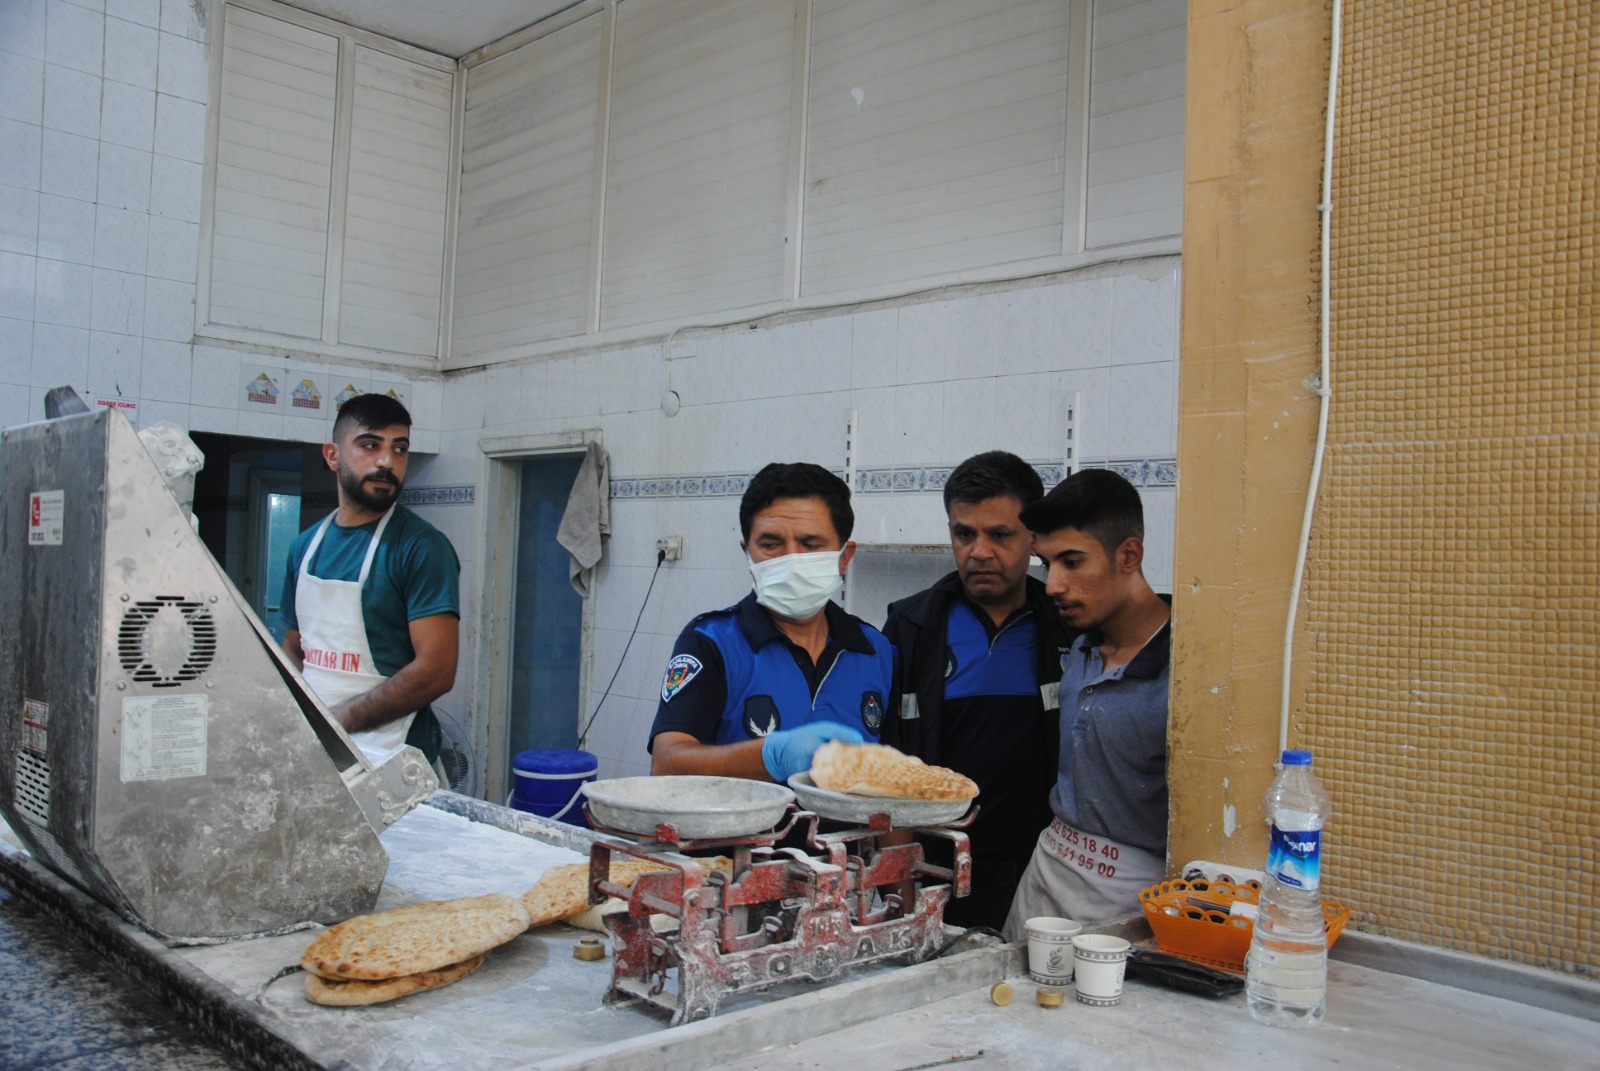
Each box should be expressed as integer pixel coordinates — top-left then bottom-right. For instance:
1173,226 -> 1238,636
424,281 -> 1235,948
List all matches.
22,698 -> 48,756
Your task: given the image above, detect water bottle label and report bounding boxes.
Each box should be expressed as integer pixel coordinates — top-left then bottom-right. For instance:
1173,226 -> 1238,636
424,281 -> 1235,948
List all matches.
1267,825 -> 1321,890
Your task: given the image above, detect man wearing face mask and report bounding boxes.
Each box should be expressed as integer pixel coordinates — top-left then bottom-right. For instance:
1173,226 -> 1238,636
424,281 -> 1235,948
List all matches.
648,462 -> 896,783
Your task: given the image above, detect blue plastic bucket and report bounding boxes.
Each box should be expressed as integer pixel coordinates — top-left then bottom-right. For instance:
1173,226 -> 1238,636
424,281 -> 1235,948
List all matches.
510,748 -> 599,827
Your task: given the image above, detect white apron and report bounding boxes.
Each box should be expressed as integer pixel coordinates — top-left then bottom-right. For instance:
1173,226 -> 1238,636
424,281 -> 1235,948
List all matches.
1002,816 -> 1165,942
296,509 -> 410,763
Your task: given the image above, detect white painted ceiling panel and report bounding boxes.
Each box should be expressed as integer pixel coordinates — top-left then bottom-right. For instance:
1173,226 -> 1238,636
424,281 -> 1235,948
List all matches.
1085,0 -> 1186,247
209,5 -> 338,339
453,13 -> 604,355
600,0 -> 793,330
801,0 -> 1070,297
339,46 -> 453,355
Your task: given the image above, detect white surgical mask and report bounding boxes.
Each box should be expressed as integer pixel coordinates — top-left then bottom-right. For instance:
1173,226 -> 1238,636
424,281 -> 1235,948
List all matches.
749,550 -> 844,621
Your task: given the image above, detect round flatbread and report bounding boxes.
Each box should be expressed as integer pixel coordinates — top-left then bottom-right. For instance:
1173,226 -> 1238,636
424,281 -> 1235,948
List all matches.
304,954 -> 486,1006
521,856 -> 720,929
564,856 -> 735,932
810,741 -> 978,802
301,894 -> 529,981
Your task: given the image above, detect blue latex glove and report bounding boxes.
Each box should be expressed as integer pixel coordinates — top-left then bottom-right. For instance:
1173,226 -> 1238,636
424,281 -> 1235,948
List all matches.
760,721 -> 864,783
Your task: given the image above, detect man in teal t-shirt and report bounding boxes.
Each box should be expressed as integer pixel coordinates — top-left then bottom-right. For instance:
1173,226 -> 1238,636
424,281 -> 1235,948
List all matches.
280,394 -> 459,764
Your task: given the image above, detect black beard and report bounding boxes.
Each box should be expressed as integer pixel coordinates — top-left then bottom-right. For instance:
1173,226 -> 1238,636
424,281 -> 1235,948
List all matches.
339,464 -> 401,513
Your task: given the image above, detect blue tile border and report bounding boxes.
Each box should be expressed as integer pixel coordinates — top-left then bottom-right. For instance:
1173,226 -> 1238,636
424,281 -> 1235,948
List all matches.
606,459 -> 1175,500
394,460 -> 1172,508
401,485 -> 476,506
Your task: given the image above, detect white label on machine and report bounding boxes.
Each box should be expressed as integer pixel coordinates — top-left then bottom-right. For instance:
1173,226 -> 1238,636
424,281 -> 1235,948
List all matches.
28,490 -> 64,546
22,698 -> 48,756
121,694 -> 209,782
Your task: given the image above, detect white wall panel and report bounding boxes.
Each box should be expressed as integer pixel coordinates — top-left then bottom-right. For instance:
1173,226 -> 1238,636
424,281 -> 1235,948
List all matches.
453,14 -> 604,356
339,46 -> 452,355
600,0 -> 793,330
207,5 -> 337,339
1085,0 -> 1185,247
801,0 -> 1070,297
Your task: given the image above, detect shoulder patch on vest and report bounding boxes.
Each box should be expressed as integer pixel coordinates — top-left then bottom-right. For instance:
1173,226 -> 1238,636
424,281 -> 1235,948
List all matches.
661,654 -> 703,703
861,691 -> 884,733
743,695 -> 781,738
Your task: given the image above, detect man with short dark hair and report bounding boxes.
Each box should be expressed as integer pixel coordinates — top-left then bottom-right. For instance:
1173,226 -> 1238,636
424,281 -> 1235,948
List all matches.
880,451 -> 1072,929
649,462 -> 896,783
281,394 -> 460,764
1002,468 -> 1171,937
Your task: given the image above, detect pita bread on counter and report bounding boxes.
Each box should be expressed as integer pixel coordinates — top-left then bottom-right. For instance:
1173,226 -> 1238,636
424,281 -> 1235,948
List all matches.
810,741 -> 979,802
522,856 -> 734,930
303,954 -> 486,1006
300,893 -> 529,983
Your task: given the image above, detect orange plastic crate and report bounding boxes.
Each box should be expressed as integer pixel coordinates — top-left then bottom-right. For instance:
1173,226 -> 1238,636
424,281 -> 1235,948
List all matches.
1140,878 -> 1351,975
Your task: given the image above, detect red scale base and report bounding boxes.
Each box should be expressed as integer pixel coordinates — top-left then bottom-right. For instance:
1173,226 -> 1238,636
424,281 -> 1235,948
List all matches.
584,807 -> 973,1025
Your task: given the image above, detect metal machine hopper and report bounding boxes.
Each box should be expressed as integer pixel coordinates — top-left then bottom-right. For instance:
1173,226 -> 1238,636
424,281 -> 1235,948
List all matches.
0,408 -> 436,941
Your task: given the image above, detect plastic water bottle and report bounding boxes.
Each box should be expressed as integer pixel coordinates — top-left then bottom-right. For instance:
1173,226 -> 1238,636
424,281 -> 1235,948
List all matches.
1246,748 -> 1332,1027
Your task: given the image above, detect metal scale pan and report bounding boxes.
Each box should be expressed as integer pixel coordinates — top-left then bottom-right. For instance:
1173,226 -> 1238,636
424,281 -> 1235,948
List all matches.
787,772 -> 975,827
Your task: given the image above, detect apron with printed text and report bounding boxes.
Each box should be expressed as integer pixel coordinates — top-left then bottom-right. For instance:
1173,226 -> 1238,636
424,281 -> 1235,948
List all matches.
296,510 -> 409,762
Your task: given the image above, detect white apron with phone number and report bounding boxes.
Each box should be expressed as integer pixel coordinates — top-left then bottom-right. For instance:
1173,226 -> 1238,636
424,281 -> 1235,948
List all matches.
296,509 -> 409,763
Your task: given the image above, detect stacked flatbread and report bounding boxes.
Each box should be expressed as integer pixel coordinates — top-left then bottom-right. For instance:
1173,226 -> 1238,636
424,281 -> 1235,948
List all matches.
810,741 -> 978,802
522,856 -> 733,931
300,893 -> 530,1006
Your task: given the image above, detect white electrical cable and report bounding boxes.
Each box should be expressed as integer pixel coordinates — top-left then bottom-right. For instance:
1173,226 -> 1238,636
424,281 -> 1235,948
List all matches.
1279,0 -> 1344,756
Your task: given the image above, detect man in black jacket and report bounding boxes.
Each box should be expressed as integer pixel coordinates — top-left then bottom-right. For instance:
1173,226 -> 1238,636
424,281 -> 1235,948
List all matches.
880,451 -> 1073,929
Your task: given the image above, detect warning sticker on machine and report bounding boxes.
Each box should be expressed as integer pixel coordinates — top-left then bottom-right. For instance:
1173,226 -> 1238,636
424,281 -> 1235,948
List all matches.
22,699 -> 48,756
121,694 -> 208,782
28,490 -> 64,546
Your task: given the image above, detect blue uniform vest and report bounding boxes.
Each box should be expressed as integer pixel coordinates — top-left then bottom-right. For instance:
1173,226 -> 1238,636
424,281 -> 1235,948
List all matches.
693,611 -> 894,744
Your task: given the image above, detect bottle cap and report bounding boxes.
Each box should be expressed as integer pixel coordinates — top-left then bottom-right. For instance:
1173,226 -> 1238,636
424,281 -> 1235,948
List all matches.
1281,749 -> 1313,766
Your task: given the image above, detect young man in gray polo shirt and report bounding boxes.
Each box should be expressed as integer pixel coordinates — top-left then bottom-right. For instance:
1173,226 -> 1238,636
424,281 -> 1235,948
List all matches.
1003,468 -> 1172,939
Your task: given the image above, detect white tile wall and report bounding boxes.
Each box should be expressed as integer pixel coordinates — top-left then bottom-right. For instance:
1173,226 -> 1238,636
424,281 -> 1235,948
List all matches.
46,1 -> 105,75
89,266 -> 143,333
43,61 -> 101,136
0,53 -> 44,124
40,129 -> 97,199
106,0 -> 160,28
99,81 -> 155,151
103,15 -> 158,89
0,118 -> 43,189
0,185 -> 40,255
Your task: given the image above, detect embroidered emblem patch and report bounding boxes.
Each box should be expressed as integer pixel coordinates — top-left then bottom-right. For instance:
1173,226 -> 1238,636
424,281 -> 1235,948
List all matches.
743,695 -> 781,737
860,691 -> 884,733
660,654 -> 703,703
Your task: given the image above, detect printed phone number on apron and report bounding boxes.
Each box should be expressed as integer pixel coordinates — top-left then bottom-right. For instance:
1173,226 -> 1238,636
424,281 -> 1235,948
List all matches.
1043,818 -> 1122,878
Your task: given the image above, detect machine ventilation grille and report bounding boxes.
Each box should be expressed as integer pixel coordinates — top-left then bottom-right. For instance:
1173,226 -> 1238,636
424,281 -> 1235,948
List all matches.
15,749 -> 51,825
117,596 -> 218,688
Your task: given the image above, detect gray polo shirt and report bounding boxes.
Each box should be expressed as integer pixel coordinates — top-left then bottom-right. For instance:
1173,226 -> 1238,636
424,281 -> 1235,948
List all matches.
1049,612 -> 1171,855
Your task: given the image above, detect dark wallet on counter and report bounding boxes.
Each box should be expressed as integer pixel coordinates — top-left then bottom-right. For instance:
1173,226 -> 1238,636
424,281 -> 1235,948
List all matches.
1125,947 -> 1245,998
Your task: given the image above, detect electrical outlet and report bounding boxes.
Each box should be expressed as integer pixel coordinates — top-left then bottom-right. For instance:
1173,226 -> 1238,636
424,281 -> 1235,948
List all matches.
655,536 -> 683,561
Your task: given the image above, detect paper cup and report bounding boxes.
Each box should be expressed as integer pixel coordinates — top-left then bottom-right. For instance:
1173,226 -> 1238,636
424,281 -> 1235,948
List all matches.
1023,916 -> 1082,986
1072,934 -> 1131,1006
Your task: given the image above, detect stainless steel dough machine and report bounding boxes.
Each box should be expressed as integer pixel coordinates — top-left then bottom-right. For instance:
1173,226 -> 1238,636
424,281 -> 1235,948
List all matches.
0,408 -> 435,941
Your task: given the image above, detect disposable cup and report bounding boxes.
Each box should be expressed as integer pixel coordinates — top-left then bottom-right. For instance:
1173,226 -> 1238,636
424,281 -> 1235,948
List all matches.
1023,916 -> 1082,986
1072,934 -> 1130,1005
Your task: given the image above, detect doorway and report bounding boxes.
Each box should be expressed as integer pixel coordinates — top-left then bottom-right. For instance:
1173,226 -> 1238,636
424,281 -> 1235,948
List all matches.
191,433 -> 324,632
475,429 -> 600,806
504,454 -> 587,793
245,470 -> 302,643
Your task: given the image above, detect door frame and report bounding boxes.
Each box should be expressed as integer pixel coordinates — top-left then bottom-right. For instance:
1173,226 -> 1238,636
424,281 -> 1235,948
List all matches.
474,428 -> 602,806
242,467 -> 302,630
